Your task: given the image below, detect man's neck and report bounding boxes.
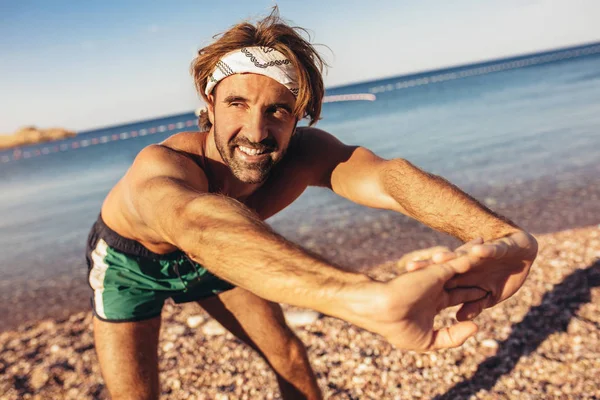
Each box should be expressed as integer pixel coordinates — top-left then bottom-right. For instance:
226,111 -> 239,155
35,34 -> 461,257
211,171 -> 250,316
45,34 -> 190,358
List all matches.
203,130 -> 263,200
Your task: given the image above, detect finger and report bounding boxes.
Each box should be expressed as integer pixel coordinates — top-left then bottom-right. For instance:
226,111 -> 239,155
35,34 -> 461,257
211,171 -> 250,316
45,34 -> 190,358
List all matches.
432,253 -> 484,281
407,253 -> 455,271
443,238 -> 484,263
445,279 -> 458,289
444,272 -> 489,290
455,298 -> 489,321
455,237 -> 484,253
398,246 -> 451,271
473,231 -> 538,262
406,259 -> 434,272
470,235 -> 518,259
429,321 -> 478,350
445,287 -> 488,308
431,251 -> 457,264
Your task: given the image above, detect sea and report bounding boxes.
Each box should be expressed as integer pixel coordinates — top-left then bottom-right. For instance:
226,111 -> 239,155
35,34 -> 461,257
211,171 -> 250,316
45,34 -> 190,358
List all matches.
1,43 -> 600,329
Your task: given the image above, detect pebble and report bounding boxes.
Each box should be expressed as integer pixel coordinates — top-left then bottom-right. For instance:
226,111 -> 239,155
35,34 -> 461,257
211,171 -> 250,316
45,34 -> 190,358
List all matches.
481,339 -> 499,349
202,320 -> 226,336
186,315 -> 205,329
29,367 -> 49,390
167,324 -> 186,336
1,226 -> 600,400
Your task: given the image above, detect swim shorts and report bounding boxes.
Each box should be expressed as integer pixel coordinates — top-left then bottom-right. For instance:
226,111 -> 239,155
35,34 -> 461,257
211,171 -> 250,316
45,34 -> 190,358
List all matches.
85,214 -> 235,322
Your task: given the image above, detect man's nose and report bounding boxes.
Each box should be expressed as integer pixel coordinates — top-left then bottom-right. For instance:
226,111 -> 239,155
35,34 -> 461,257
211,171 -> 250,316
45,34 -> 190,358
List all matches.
244,111 -> 269,143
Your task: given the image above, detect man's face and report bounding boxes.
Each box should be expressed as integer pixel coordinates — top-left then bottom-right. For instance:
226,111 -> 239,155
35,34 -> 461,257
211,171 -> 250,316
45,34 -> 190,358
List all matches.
208,74 -> 297,184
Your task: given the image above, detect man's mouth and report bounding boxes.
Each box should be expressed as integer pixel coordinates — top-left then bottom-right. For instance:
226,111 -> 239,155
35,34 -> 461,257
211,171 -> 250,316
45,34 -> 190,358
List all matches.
237,145 -> 269,156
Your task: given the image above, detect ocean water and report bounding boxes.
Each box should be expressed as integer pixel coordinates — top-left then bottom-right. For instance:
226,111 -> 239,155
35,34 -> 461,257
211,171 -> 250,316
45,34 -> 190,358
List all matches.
1,43 -> 600,286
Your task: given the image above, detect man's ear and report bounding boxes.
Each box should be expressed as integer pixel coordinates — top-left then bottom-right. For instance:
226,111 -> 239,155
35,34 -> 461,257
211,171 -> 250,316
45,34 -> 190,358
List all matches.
207,94 -> 215,125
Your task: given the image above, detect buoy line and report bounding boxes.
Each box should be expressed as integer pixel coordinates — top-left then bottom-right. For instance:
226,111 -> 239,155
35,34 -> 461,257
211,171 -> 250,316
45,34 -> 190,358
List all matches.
369,44 -> 600,95
1,119 -> 198,163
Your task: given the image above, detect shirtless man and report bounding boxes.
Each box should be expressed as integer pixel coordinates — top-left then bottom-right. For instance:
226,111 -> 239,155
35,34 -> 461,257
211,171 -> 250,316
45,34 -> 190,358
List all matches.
86,10 -> 538,400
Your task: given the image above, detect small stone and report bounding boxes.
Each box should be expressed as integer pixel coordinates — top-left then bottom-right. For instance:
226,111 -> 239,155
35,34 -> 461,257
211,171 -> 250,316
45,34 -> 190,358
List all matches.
284,310 -> 320,327
186,315 -> 205,329
480,339 -> 499,356
481,339 -> 498,349
170,378 -> 182,390
167,324 -> 186,335
162,342 -> 175,352
202,320 -> 226,336
50,344 -> 61,354
30,367 -> 49,390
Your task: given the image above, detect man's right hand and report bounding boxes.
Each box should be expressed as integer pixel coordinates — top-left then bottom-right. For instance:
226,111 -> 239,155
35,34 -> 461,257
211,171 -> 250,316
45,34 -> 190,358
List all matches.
345,253 -> 488,352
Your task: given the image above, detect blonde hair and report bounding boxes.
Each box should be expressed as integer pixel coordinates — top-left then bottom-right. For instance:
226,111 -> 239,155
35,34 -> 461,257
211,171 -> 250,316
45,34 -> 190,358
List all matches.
190,7 -> 327,131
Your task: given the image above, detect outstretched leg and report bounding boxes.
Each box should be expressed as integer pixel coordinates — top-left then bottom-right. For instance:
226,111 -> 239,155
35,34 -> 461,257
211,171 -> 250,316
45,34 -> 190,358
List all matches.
93,316 -> 161,400
198,288 -> 322,400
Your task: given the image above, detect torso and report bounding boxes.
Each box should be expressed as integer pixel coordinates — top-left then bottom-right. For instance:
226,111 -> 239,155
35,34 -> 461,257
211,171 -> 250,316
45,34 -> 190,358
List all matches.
101,128 -> 322,255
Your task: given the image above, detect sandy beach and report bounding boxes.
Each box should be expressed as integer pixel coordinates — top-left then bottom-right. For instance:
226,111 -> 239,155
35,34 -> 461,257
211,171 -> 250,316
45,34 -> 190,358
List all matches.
1,156 -> 599,400
1,222 -> 599,399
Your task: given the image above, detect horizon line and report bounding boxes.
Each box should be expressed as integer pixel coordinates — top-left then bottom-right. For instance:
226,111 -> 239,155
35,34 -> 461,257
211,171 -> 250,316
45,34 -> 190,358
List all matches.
6,39 -> 598,136
326,40 -> 600,91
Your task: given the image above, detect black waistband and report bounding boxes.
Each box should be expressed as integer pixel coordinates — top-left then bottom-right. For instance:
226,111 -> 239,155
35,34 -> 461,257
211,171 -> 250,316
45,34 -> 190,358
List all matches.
93,214 -> 183,260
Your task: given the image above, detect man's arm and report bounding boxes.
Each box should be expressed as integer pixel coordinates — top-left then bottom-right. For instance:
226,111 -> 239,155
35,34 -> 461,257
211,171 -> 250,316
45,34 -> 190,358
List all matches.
298,128 -> 518,242
121,144 -> 487,351
299,128 -> 538,310
126,145 -> 367,314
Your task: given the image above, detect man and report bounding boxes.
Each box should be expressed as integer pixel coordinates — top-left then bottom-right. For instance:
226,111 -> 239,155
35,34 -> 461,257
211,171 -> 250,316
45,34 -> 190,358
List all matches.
86,9 -> 537,400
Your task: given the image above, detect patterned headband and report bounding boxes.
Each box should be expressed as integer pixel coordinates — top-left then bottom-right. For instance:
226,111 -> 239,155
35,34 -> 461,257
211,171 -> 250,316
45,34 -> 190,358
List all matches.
205,46 -> 299,97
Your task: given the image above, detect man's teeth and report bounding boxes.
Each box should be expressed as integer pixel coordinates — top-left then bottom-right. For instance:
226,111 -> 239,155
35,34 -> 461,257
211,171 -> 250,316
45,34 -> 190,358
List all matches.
238,146 -> 266,156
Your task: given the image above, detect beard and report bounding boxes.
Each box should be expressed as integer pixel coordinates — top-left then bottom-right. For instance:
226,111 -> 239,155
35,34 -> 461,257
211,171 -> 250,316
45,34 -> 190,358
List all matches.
213,124 -> 287,184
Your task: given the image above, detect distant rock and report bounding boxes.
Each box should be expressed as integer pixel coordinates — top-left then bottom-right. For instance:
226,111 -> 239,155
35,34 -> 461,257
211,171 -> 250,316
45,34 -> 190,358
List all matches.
0,126 -> 76,150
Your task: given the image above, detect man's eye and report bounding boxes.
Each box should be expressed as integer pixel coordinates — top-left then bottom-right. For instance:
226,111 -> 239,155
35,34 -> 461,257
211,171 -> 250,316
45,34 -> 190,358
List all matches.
269,107 -> 289,116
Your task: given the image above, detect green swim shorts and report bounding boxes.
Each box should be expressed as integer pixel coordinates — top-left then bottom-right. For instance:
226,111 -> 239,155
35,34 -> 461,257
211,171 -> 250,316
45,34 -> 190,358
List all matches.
85,214 -> 235,322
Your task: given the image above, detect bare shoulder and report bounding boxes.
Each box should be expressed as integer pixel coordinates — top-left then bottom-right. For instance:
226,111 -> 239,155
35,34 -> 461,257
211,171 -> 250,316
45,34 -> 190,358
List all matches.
161,130 -> 206,152
111,134 -> 210,213
101,133 -> 209,250
130,131 -> 208,186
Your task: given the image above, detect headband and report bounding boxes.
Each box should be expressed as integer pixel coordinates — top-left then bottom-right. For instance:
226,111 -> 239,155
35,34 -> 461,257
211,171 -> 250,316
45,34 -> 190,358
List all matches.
205,46 -> 299,97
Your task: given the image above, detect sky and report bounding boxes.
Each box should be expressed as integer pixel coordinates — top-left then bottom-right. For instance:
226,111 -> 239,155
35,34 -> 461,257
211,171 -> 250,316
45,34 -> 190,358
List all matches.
1,0 -> 599,133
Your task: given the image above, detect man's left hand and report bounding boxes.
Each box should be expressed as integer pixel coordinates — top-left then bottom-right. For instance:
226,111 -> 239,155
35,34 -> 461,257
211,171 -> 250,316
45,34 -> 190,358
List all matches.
407,231 -> 538,321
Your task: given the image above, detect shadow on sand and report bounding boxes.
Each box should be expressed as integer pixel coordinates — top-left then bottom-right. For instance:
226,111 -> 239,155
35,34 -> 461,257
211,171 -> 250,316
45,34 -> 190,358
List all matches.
436,260 -> 600,399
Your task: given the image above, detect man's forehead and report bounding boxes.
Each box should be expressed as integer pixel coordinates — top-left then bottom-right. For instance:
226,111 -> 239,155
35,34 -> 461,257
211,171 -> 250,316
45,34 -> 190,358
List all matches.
216,73 -> 296,103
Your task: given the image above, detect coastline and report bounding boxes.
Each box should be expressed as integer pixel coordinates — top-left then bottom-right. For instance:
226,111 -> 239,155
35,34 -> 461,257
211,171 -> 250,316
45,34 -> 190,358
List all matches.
0,127 -> 76,151
1,225 -> 599,399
